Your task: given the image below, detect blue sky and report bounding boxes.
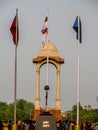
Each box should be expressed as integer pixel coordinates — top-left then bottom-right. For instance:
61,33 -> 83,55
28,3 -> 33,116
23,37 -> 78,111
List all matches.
0,0 -> 98,111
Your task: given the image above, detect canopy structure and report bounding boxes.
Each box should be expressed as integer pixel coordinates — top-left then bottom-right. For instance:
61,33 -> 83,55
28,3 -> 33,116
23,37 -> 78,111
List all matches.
32,40 -> 64,121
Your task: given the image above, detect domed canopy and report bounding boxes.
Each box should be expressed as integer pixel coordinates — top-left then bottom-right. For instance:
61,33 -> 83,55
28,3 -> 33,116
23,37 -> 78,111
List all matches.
33,40 -> 64,64
38,40 -> 59,57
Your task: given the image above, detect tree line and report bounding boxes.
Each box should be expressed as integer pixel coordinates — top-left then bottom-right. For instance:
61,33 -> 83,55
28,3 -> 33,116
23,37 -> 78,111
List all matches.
0,99 -> 98,123
64,103 -> 98,123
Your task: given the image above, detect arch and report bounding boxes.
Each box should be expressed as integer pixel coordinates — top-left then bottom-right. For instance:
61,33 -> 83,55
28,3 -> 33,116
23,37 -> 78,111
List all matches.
39,59 -> 58,70
32,41 -> 64,121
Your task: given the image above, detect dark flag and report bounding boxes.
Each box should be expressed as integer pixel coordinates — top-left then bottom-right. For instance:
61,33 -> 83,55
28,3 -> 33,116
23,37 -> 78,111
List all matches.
41,27 -> 48,34
73,16 -> 82,43
10,9 -> 19,46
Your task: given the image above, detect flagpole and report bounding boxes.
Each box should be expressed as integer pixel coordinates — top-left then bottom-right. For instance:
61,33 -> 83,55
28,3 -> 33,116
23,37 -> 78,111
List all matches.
76,13 -> 80,126
42,10 -> 49,111
45,9 -> 49,111
14,8 -> 18,124
45,31 -> 49,111
46,37 -> 49,86
46,8 -> 49,86
14,45 -> 17,124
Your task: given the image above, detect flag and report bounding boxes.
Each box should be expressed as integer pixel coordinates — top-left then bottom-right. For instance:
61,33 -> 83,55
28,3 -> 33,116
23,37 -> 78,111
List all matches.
41,27 -> 48,34
10,10 -> 19,46
41,16 -> 48,47
41,16 -> 48,35
73,16 -> 82,43
44,16 -> 48,23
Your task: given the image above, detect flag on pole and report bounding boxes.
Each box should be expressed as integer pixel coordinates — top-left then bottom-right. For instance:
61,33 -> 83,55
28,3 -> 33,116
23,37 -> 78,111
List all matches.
73,16 -> 82,43
41,16 -> 48,47
10,9 -> 19,46
44,16 -> 48,23
41,28 -> 48,34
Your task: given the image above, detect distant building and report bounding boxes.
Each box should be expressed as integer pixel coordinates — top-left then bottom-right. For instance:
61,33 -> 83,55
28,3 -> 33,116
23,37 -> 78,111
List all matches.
84,105 -> 92,110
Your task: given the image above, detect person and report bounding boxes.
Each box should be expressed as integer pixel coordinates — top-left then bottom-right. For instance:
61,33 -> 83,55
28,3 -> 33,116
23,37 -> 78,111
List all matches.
93,123 -> 98,130
29,120 -> 35,130
62,120 -> 69,130
0,121 -> 3,130
8,121 -> 12,130
3,120 -> 9,130
84,121 -> 89,130
24,120 -> 30,130
56,120 -> 62,130
88,122 -> 93,130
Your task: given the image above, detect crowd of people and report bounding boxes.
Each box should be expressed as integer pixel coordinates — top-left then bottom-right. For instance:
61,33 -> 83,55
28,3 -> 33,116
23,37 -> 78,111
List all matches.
0,120 -> 36,130
0,119 -> 98,130
56,120 -> 98,130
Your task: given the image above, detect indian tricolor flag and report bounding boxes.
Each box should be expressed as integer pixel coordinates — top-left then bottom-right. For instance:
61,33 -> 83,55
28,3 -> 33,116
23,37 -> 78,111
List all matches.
41,16 -> 48,47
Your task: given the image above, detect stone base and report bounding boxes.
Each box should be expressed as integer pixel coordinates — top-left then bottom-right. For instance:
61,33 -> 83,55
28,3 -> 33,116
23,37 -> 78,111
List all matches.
54,109 -> 62,121
33,109 -> 41,121
32,108 -> 62,121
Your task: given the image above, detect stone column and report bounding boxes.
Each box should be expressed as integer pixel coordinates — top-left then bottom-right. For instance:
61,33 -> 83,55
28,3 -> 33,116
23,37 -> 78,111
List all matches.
35,64 -> 40,109
56,64 -> 61,110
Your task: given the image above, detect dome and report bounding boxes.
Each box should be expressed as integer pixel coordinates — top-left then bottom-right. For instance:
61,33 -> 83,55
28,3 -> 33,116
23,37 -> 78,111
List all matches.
38,40 -> 59,57
33,40 -> 64,64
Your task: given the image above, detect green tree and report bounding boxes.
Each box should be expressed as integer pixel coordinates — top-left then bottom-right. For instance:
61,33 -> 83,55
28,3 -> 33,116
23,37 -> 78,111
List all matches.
16,99 -> 34,121
82,109 -> 98,123
6,103 -> 14,121
0,102 -> 8,121
71,103 -> 83,122
71,103 -> 98,123
0,99 -> 35,121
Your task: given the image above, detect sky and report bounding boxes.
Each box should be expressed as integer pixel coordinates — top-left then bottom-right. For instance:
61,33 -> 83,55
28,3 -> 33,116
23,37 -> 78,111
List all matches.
0,0 -> 98,111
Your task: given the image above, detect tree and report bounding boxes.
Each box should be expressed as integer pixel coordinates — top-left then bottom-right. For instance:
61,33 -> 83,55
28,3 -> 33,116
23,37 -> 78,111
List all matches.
0,99 -> 35,121
71,103 -> 83,122
0,102 -> 8,121
82,109 -> 98,123
71,103 -> 98,123
16,99 -> 34,121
